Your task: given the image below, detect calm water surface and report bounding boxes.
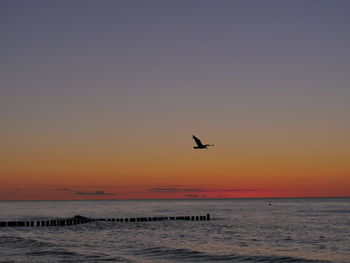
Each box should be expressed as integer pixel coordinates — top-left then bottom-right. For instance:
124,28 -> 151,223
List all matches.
0,198 -> 349,262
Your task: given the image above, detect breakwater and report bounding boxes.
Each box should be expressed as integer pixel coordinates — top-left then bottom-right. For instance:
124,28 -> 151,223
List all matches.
0,214 -> 211,227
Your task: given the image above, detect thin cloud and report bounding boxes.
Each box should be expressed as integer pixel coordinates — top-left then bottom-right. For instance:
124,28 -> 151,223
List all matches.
150,187 -> 260,193
74,190 -> 116,196
186,194 -> 208,198
54,188 -> 72,191
215,189 -> 261,192
151,188 -> 203,192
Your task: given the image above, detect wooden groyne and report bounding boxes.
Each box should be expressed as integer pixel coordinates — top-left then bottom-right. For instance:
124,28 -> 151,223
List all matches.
0,214 -> 210,227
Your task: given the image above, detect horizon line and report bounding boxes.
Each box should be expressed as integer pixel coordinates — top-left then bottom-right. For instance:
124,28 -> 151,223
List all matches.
1,196 -> 349,202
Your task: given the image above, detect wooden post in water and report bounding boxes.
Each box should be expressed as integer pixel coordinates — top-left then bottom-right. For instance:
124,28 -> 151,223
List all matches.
0,214 -> 212,227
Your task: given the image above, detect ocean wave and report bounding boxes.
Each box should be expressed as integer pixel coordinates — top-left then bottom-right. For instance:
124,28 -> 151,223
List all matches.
134,246 -> 331,262
26,249 -> 78,256
322,210 -> 350,214
26,249 -> 128,262
0,235 -> 52,248
297,209 -> 350,214
0,235 -> 129,262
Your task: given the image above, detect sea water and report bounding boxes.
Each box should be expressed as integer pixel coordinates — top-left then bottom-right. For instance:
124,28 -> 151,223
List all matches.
0,198 -> 349,262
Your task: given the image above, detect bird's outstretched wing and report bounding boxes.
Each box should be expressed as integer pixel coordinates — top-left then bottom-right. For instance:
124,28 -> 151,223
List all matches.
192,135 -> 204,147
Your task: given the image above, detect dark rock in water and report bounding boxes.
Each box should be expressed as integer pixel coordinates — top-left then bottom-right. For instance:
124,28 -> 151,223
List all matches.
72,215 -> 90,220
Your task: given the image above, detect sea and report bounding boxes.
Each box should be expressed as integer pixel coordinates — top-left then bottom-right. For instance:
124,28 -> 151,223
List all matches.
0,198 -> 349,263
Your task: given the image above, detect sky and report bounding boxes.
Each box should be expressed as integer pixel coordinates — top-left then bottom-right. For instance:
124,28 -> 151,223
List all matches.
1,0 -> 349,200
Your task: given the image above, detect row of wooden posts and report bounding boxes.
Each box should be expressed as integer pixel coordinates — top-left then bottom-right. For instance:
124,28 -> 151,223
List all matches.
0,214 -> 210,227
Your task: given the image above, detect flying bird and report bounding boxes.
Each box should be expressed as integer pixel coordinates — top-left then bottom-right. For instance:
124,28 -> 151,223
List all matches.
192,135 -> 214,149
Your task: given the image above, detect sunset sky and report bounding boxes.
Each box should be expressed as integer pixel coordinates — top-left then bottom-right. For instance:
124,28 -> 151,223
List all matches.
1,0 -> 349,200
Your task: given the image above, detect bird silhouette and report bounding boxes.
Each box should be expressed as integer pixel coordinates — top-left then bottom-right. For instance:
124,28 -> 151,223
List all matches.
192,135 -> 214,149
